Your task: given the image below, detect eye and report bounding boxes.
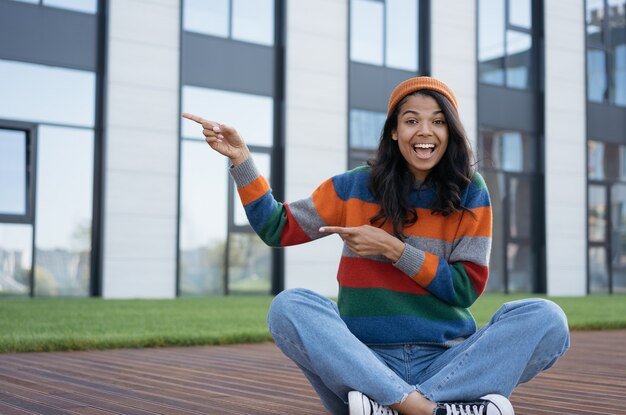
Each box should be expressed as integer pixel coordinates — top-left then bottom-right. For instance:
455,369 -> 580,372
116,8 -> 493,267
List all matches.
406,119 -> 418,125
433,119 -> 446,125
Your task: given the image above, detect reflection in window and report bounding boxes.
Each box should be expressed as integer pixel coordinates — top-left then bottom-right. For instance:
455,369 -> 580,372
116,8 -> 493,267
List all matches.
43,0 -> 97,14
184,0 -> 229,38
508,243 -> 532,292
614,45 -> 626,106
478,0 -> 533,89
611,184 -> 626,292
506,30 -> 532,89
0,129 -> 27,215
183,0 -> 274,46
0,224 -> 32,296
350,0 -> 384,66
478,0 -> 506,86
483,171 -> 505,292
182,86 -> 274,147
232,0 -> 274,46
481,130 -> 533,172
509,0 -> 531,29
588,50 -> 608,102
589,185 -> 607,243
509,177 -> 531,239
234,153 -> 271,227
586,0 -> 605,44
589,246 -> 609,293
386,0 -> 418,71
0,59 -> 96,128
588,141 -> 605,179
350,109 -> 385,150
179,140 -> 228,296
350,0 -> 418,70
228,232 -> 271,294
34,126 -> 93,297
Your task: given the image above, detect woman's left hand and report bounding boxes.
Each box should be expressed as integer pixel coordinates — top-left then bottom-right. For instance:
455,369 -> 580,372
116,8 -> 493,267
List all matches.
319,225 -> 405,262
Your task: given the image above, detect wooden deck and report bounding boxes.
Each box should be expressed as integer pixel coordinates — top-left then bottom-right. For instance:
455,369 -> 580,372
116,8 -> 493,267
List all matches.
0,330 -> 624,415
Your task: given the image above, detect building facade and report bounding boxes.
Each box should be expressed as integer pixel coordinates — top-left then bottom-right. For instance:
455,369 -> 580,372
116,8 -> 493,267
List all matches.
0,0 -> 624,298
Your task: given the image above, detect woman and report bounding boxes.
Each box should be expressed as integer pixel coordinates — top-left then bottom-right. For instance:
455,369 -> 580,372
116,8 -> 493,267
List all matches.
182,77 -> 570,415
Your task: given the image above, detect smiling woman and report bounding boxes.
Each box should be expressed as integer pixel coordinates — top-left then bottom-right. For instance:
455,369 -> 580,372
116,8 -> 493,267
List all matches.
181,76 -> 570,415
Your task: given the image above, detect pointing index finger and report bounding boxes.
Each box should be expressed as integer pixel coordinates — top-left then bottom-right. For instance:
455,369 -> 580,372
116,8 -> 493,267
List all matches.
319,226 -> 352,234
181,113 -> 219,129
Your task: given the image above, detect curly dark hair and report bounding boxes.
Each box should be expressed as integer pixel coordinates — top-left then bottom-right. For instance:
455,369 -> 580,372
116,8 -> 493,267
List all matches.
368,90 -> 475,239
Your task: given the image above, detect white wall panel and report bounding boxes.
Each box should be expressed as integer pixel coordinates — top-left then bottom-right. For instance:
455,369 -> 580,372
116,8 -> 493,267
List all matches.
102,0 -> 180,298
544,0 -> 587,296
284,0 -> 348,296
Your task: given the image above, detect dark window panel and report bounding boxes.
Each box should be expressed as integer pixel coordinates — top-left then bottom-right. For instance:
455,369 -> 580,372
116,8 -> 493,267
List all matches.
589,246 -> 610,293
589,184 -> 607,243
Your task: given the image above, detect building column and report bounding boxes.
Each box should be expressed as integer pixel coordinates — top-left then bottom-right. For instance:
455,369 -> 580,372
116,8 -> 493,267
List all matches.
101,0 -> 181,298
544,0 -> 587,295
430,0 -> 478,149
283,0 -> 348,296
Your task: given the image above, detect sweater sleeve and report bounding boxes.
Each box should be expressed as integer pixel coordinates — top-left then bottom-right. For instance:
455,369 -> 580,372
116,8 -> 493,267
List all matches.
392,173 -> 492,308
229,158 -> 346,247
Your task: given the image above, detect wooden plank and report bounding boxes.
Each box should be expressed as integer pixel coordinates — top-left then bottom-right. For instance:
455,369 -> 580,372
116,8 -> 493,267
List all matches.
0,331 -> 624,414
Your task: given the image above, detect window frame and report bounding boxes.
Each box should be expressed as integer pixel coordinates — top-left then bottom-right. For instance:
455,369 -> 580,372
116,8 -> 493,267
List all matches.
0,120 -> 37,225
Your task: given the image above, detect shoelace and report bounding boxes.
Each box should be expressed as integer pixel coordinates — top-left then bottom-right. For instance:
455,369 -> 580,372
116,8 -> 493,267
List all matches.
370,399 -> 398,415
444,403 -> 485,415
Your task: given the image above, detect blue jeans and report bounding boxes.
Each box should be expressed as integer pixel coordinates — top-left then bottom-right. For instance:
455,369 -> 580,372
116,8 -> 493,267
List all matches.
267,288 -> 570,415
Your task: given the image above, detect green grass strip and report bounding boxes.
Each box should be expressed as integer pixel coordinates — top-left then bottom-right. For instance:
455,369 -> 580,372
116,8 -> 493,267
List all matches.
0,293 -> 625,353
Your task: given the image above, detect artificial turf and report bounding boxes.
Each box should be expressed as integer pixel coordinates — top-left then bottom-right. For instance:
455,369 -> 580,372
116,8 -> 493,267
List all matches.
0,293 -> 624,353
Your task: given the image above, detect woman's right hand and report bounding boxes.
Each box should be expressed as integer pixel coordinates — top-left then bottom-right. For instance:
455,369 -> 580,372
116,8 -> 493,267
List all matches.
182,112 -> 250,165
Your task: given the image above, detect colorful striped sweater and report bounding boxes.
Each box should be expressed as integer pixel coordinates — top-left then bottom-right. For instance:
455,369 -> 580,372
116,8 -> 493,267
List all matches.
231,158 -> 492,346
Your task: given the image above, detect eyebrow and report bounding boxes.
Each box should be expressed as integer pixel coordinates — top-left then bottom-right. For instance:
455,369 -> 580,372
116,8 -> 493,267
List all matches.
401,109 -> 444,116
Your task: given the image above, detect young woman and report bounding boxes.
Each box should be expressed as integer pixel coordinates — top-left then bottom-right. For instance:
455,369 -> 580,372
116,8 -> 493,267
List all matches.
183,77 -> 570,415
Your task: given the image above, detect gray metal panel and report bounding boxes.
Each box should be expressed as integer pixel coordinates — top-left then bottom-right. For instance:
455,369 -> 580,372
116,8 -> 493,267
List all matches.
0,1 -> 97,71
182,32 -> 274,97
349,63 -> 416,112
478,85 -> 538,133
587,103 -> 626,143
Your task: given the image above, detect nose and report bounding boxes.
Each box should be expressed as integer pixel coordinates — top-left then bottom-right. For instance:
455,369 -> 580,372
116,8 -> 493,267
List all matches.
417,122 -> 432,136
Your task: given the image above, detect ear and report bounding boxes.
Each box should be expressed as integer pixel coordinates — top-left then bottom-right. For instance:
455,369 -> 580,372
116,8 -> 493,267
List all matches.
391,130 -> 398,141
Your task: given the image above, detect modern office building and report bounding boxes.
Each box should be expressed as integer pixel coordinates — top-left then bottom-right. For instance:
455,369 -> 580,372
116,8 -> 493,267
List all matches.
0,0 -> 624,298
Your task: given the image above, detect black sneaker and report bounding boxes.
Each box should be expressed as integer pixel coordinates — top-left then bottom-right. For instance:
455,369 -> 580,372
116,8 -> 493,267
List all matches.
433,394 -> 514,415
348,391 -> 399,415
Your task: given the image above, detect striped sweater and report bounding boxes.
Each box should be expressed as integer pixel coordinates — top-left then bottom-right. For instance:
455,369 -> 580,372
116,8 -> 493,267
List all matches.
231,158 -> 492,346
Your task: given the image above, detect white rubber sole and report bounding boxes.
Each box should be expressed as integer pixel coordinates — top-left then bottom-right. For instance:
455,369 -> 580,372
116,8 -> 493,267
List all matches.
480,394 -> 515,415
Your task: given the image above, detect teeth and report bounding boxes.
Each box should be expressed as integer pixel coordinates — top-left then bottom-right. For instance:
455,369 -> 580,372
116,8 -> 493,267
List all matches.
414,144 -> 435,149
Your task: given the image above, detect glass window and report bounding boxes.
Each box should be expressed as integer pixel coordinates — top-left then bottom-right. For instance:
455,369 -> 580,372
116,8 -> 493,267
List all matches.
508,0 -> 531,29
233,153 -> 271,227
507,243 -> 532,292
179,140 -> 228,296
0,223 -> 32,296
43,0 -> 97,14
0,60 -> 96,128
227,232 -> 271,294
589,185 -> 607,243
509,176 -> 532,239
385,0 -> 418,71
34,126 -> 93,297
8,0 -> 38,4
232,0 -> 274,46
0,129 -> 27,216
482,130 -> 534,172
506,30 -> 532,89
589,246 -> 609,293
586,0 -> 605,46
478,0 -> 505,86
613,45 -> 626,106
350,109 -> 386,150
588,140 -> 605,179
587,50 -> 608,102
350,0 -> 384,66
183,0 -> 230,37
611,184 -> 626,284
182,86 -> 274,147
483,171 -> 505,292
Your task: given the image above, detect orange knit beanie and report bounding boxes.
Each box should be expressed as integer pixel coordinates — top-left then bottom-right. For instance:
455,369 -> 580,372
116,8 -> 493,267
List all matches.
387,76 -> 459,117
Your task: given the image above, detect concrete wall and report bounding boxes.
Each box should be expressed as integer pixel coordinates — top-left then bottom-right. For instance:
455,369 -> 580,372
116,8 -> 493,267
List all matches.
544,0 -> 587,295
102,0 -> 180,298
283,0 -> 348,296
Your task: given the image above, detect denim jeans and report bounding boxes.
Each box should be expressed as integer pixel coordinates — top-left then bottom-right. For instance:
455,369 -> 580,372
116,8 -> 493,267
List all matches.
267,288 -> 570,415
